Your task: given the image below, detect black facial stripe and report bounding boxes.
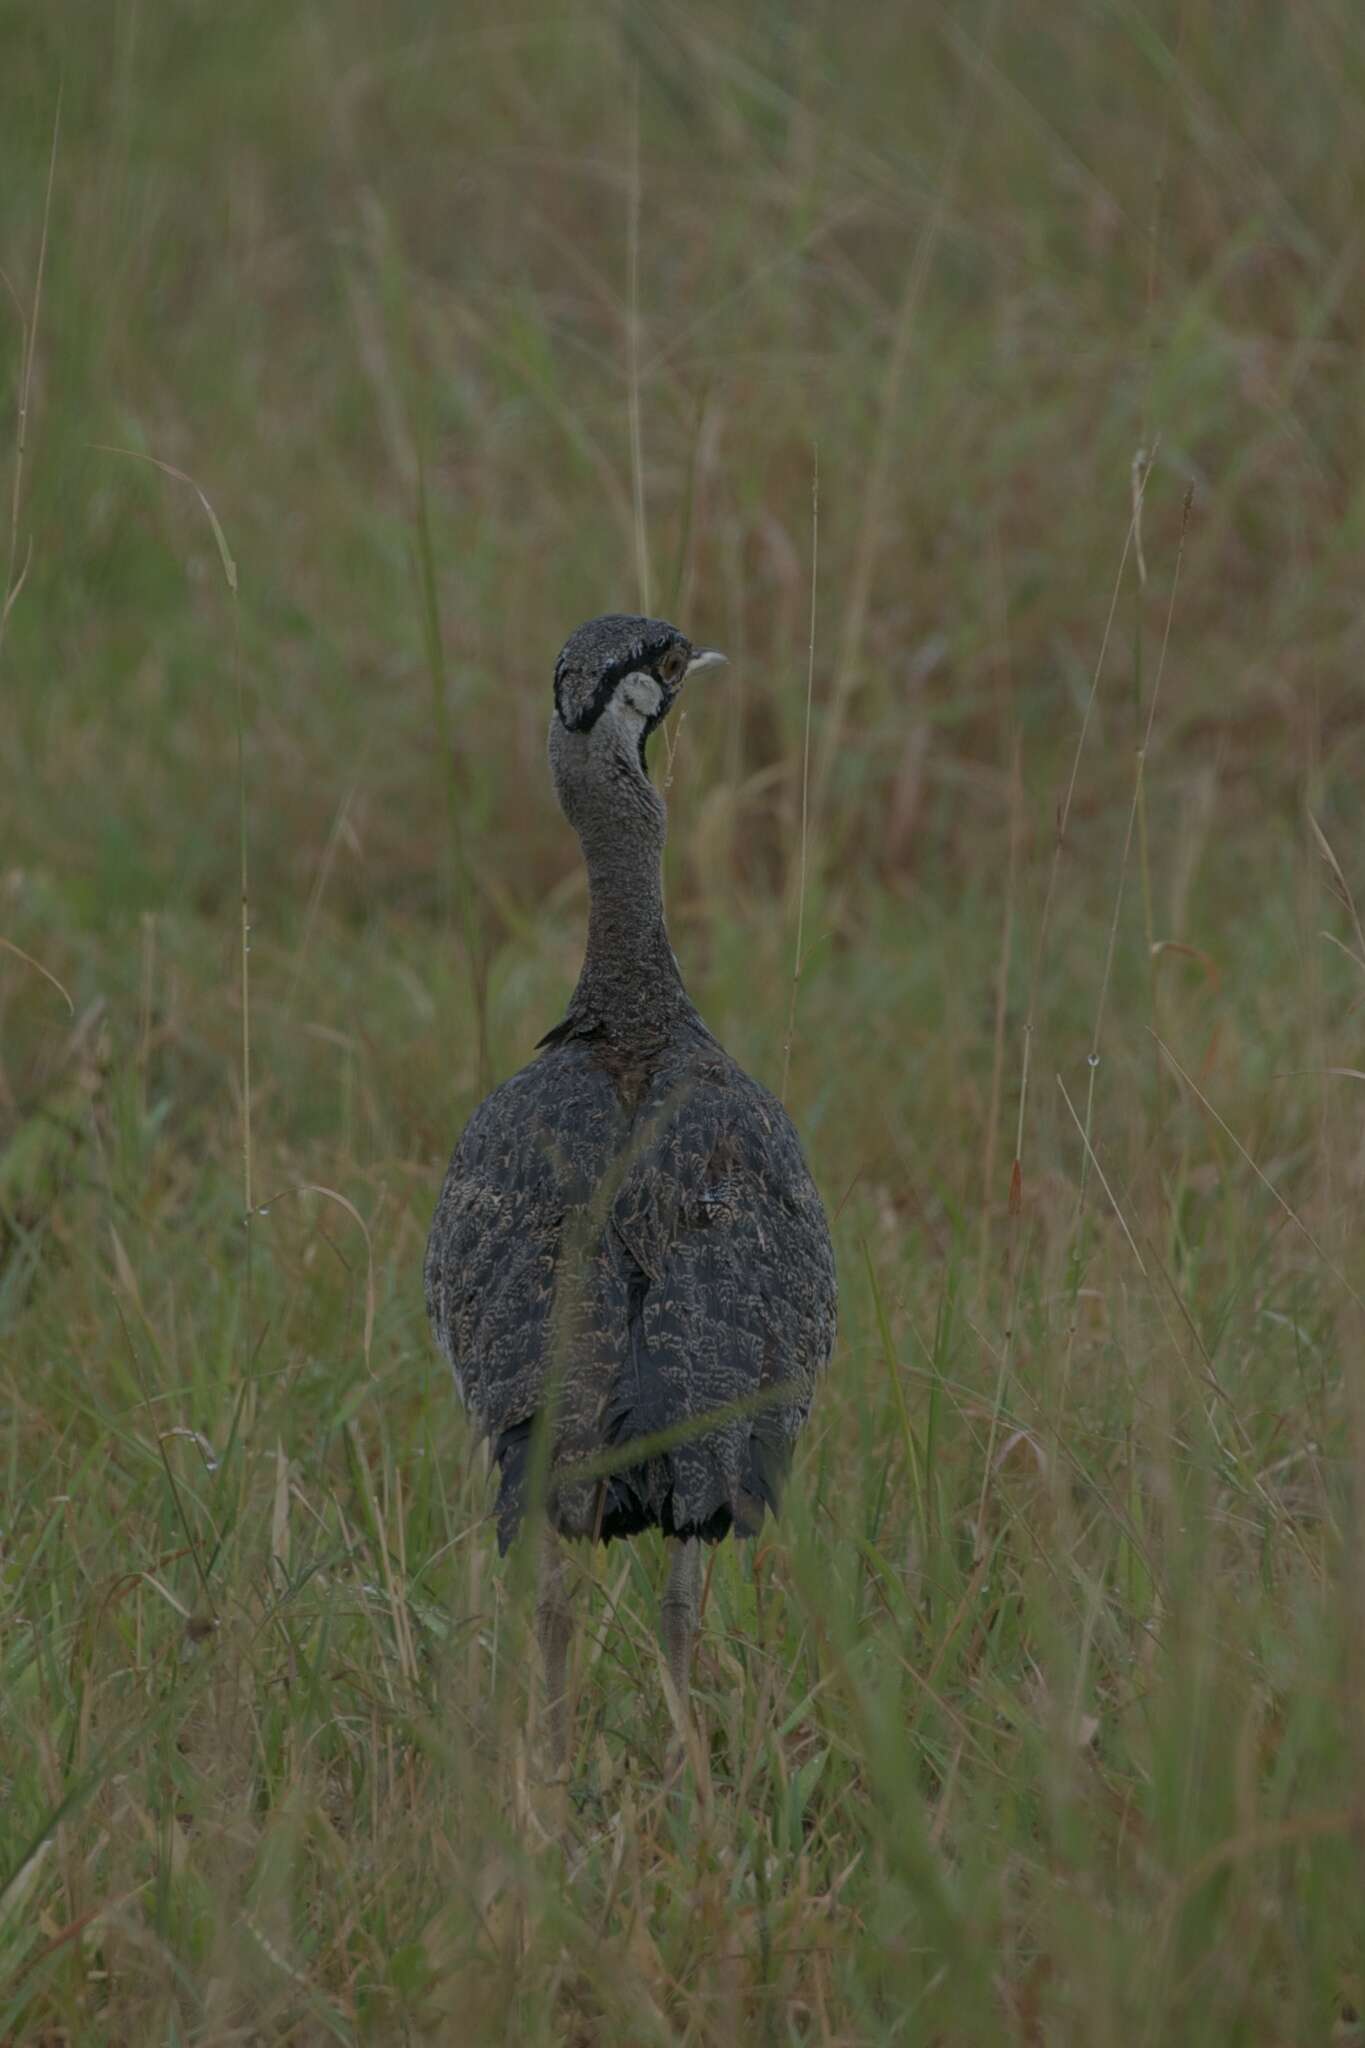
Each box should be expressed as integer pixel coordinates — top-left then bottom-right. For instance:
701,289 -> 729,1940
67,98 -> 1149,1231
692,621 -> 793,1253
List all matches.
555,634 -> 683,734
635,692 -> 677,778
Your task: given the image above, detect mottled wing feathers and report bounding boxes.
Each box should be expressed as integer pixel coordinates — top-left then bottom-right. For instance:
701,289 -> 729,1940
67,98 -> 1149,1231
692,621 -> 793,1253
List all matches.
423,1046 -> 628,1424
424,1037 -> 837,1548
604,1059 -> 836,1536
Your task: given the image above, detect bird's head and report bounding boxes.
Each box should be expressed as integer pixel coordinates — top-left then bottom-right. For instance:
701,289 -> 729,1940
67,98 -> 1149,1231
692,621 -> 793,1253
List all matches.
548,613 -> 725,836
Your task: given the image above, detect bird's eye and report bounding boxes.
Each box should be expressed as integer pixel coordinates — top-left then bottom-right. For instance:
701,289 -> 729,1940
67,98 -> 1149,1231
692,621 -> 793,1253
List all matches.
659,645 -> 687,686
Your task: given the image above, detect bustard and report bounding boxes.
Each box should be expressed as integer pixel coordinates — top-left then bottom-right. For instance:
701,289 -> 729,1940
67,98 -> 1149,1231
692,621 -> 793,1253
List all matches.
425,614 -> 837,1764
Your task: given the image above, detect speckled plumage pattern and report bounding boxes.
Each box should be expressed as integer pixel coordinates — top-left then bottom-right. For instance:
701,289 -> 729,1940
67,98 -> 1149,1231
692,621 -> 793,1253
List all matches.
425,615 -> 836,1553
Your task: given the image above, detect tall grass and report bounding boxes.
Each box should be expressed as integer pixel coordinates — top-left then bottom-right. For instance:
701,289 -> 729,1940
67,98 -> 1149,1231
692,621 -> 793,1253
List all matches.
3,2 -> 1364,2040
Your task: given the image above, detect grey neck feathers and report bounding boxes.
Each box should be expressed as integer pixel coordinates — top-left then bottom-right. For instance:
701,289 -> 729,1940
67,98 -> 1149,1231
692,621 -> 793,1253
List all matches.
572,787 -> 689,1040
550,719 -> 695,1046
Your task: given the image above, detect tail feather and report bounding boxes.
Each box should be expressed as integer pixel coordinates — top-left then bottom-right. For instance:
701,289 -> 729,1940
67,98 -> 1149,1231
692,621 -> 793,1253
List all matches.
492,1406 -> 789,1550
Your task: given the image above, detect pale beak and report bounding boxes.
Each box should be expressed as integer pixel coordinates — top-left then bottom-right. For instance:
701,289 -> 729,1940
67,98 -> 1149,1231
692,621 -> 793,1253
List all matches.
685,647 -> 727,676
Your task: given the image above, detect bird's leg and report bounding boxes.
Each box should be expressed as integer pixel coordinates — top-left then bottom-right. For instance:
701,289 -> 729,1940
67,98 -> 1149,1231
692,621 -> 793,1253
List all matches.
535,1525 -> 573,1778
660,1536 -> 702,1715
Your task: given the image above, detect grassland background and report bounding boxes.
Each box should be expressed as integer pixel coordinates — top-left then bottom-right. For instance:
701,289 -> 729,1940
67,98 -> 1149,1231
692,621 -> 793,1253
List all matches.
3,2 -> 1364,2041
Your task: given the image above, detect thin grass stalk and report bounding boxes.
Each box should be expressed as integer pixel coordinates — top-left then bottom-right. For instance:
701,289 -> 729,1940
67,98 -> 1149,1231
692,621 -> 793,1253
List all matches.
0,939 -> 73,1014
1007,448 -> 1154,1220
862,1241 -> 927,1563
415,454 -> 490,1097
1073,478 -> 1191,1208
218,496 -> 254,1508
234,536 -> 251,1259
979,736 -> 1020,1264
1059,480 -> 1194,1397
809,143 -> 958,824
665,383 -> 708,623
1153,1033 -> 1365,1316
973,463 -> 1153,1557
661,390 -> 709,793
627,66 -> 650,618
978,505 -> 1020,1288
87,447 -> 253,1501
0,89 -> 58,671
112,1300 -> 217,1623
781,445 -> 818,1105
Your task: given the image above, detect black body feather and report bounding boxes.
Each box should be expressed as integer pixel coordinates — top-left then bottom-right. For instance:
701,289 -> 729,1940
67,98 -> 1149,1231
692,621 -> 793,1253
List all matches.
425,1027 -> 835,1551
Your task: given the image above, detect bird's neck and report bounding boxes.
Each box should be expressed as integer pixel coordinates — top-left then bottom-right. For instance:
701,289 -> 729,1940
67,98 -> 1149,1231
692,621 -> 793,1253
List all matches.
570,813 -> 690,1040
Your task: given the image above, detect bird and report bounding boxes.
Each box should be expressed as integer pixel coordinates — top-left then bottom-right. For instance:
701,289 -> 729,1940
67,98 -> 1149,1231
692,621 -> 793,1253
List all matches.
424,613 -> 837,1767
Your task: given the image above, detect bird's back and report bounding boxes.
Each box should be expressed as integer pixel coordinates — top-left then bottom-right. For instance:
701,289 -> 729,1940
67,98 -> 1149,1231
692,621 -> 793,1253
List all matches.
425,1023 -> 836,1549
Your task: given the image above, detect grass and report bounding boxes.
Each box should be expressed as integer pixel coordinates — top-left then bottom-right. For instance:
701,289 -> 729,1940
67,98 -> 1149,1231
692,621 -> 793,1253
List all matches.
3,1 -> 1365,2039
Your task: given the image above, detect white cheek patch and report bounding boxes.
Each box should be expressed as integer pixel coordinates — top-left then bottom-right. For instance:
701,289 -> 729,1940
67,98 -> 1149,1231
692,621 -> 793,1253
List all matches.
611,671 -> 664,726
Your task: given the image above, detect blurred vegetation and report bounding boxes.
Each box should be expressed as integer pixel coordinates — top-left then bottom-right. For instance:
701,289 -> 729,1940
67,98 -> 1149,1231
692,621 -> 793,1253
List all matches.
2,1 -> 1364,2041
